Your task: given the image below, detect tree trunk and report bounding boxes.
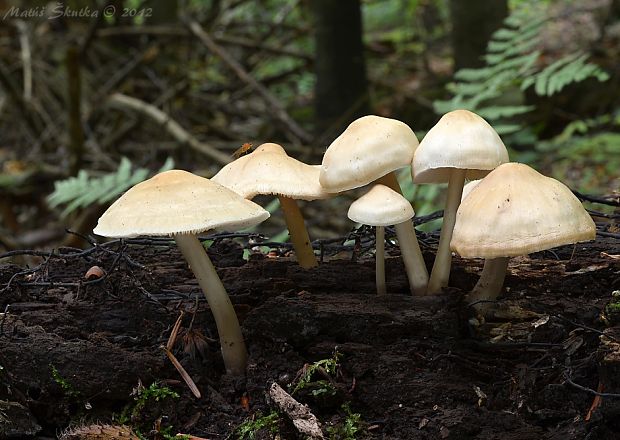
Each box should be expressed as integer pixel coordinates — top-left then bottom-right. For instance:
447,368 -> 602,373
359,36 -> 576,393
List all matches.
146,0 -> 178,25
313,0 -> 369,143
450,0 -> 508,70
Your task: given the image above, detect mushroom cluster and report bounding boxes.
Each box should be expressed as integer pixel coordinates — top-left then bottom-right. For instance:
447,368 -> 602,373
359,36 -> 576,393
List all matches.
320,115 -> 429,295
93,110 -> 596,377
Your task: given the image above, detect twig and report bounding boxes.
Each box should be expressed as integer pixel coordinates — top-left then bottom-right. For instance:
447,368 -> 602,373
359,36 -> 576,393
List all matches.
563,372 -> 620,398
89,46 -> 157,116
14,20 -> 32,102
186,19 -> 313,144
163,311 -> 201,398
0,60 -> 44,142
78,0 -> 110,56
268,382 -> 324,439
554,315 -> 619,342
597,231 -> 620,239
107,93 -> 230,165
573,190 -> 620,207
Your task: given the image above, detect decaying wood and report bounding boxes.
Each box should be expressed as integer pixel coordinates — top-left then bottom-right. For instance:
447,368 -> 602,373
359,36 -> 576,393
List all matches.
107,93 -> 230,165
268,382 -> 324,439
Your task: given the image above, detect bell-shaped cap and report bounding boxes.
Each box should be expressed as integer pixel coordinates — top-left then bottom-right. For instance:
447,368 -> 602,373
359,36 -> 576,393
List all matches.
461,179 -> 482,202
212,143 -> 328,200
320,115 -> 419,192
412,110 -> 509,184
348,184 -> 415,227
450,163 -> 596,258
93,169 -> 270,238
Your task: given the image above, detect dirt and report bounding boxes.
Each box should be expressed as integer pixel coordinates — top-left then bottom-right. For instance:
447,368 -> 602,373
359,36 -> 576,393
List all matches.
0,236 -> 619,439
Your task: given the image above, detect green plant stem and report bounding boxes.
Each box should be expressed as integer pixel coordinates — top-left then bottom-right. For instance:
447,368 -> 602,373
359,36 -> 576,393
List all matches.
174,234 -> 247,376
427,169 -> 466,294
375,225 -> 386,295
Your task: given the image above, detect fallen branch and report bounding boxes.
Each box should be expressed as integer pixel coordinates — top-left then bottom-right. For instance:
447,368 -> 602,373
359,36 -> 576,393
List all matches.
107,93 -> 230,165
268,382 -> 324,439
186,19 -> 313,144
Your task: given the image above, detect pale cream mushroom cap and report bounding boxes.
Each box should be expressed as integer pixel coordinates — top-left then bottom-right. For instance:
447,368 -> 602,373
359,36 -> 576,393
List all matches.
348,184 -> 415,227
412,110 -> 509,183
450,163 -> 596,259
93,169 -> 270,238
320,115 -> 419,192
461,179 -> 482,202
212,143 -> 328,201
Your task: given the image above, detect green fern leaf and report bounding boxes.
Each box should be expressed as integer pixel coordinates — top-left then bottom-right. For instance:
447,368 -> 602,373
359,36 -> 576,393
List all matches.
438,0 -> 608,140
47,158 -> 175,218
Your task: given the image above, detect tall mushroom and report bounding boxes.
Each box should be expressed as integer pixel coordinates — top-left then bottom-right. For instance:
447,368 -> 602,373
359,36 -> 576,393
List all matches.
450,163 -> 596,315
93,170 -> 270,376
212,143 -> 328,269
412,109 -> 509,295
348,184 -> 420,295
320,115 -> 429,295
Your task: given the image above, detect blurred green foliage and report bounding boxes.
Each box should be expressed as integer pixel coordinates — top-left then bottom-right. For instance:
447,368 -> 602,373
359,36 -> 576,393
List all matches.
434,1 -> 609,142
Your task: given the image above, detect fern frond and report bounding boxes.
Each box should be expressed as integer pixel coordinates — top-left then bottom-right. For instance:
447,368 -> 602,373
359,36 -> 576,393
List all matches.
435,0 -> 609,140
522,52 -> 610,96
47,157 -> 174,218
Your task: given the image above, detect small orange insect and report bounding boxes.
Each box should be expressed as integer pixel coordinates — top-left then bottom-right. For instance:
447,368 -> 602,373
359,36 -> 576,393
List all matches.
232,142 -> 253,159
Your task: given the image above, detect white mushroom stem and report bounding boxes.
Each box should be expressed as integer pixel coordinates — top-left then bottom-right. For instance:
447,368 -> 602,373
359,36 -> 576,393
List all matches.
373,172 -> 428,295
174,234 -> 248,376
278,195 -> 318,269
394,220 -> 428,296
375,226 -> 386,295
374,171 -> 403,194
427,168 -> 466,295
465,257 -> 509,315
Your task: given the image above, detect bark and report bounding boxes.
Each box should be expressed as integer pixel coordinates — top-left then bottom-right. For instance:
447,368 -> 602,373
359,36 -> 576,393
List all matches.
313,0 -> 369,142
450,0 -> 508,70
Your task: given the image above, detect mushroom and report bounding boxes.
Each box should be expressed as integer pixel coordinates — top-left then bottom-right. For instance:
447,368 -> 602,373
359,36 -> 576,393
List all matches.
461,179 -> 481,202
320,115 -> 428,295
212,143 -> 328,269
412,109 -> 509,295
93,170 -> 270,376
348,184 -> 420,295
450,163 -> 596,315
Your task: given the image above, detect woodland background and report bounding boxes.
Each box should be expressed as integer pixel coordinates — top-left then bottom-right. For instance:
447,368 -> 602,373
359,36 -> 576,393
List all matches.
0,0 -> 618,250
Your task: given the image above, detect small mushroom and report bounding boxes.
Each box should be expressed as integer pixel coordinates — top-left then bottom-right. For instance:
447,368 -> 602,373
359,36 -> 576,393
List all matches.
412,109 -> 509,295
450,163 -> 596,315
320,115 -> 428,295
213,143 -> 328,269
348,184 -> 423,295
93,170 -> 270,376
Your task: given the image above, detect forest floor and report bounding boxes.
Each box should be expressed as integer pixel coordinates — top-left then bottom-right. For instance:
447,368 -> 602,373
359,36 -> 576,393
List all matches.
1,234 -> 619,439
